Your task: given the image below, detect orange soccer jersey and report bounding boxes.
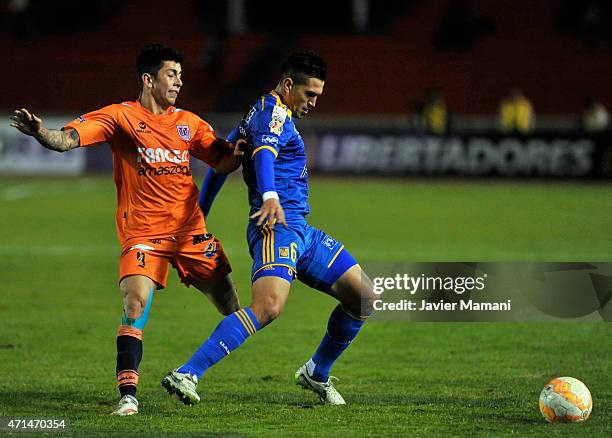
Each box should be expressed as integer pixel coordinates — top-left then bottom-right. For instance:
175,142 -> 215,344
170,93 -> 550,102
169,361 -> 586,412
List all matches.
64,101 -> 228,246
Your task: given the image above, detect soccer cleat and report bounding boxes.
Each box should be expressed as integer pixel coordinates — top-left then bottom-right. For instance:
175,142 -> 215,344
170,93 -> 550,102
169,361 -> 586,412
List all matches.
294,364 -> 346,405
161,369 -> 201,405
111,394 -> 139,416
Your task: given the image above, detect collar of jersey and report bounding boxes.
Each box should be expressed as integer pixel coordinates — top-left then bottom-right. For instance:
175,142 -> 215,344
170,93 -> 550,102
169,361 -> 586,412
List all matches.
129,100 -> 181,125
269,91 -> 293,118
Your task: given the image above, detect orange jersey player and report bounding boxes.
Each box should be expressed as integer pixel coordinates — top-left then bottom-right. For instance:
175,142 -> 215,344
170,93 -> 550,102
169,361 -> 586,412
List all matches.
65,100 -> 225,245
9,44 -> 243,416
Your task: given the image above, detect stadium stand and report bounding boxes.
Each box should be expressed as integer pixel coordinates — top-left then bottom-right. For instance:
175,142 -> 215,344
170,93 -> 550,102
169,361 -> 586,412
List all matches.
1,0 -> 611,116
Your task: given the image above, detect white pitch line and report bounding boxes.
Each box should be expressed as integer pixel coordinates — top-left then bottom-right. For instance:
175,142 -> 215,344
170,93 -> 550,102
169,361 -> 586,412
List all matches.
0,185 -> 38,201
0,241 -> 608,261
0,243 -> 251,258
0,179 -> 100,202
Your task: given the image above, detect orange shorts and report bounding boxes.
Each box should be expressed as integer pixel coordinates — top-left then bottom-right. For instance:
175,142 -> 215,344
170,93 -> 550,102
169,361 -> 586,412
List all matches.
119,232 -> 232,289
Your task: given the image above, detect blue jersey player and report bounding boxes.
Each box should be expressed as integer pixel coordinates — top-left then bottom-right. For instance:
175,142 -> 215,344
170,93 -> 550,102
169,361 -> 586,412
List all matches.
163,52 -> 375,405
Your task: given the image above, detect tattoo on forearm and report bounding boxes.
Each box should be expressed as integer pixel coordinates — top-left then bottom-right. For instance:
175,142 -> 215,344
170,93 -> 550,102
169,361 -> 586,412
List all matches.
34,128 -> 80,152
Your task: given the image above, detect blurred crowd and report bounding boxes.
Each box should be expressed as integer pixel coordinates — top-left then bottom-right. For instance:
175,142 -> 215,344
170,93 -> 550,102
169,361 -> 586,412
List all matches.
415,88 -> 609,135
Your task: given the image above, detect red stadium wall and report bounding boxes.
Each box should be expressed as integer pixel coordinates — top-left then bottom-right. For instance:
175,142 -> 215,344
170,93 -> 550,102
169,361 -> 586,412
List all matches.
2,0 -> 611,116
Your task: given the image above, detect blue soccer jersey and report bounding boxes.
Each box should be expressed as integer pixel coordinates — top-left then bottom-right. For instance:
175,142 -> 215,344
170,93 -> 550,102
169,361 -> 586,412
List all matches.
218,91 -> 357,290
227,91 -> 309,221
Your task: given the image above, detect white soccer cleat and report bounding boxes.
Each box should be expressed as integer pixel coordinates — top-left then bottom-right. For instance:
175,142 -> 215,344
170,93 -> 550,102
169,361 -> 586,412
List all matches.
294,363 -> 346,405
161,369 -> 201,405
111,394 -> 139,416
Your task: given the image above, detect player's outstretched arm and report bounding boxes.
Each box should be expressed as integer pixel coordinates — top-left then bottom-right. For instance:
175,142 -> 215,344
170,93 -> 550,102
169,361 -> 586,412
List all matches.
9,108 -> 80,152
199,168 -> 228,217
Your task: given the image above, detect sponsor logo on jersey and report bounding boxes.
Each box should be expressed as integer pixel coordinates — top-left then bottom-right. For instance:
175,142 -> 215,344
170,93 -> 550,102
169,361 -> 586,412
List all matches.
204,241 -> 217,258
137,147 -> 190,164
269,118 -> 284,135
137,165 -> 191,177
272,105 -> 287,122
136,251 -> 146,268
244,106 -> 256,124
321,235 -> 337,250
193,234 -> 212,245
77,116 -> 86,123
176,124 -> 191,141
279,247 -> 289,258
269,105 -> 287,135
136,121 -> 151,134
261,135 -> 279,145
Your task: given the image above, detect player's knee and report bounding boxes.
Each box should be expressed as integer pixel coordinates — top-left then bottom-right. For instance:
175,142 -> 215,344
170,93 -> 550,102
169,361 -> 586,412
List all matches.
336,267 -> 376,320
196,277 -> 241,316
120,278 -> 153,320
123,294 -> 146,319
251,298 -> 284,326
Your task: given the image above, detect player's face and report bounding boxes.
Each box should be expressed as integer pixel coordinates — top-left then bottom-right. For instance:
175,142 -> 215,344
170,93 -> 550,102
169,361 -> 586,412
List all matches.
287,77 -> 324,118
151,61 -> 182,107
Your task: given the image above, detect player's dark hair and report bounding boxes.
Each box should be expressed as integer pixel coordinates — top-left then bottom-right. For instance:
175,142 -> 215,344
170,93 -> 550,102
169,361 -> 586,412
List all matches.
280,52 -> 327,85
136,44 -> 184,88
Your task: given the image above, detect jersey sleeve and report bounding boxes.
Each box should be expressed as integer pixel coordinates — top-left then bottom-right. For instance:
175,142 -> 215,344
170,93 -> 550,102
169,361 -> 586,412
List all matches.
250,102 -> 290,159
226,125 -> 240,144
188,117 -> 229,167
63,104 -> 118,147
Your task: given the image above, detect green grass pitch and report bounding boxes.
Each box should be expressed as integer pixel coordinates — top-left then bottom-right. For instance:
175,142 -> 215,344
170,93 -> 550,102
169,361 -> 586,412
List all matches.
0,176 -> 610,436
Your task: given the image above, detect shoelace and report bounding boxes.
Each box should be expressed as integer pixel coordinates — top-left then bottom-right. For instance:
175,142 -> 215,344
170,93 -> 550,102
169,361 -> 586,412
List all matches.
325,376 -> 340,388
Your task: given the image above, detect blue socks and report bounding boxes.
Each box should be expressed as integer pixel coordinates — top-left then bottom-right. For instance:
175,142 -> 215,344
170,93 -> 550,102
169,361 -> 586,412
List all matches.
309,305 -> 365,382
178,305 -> 364,383
178,307 -> 260,379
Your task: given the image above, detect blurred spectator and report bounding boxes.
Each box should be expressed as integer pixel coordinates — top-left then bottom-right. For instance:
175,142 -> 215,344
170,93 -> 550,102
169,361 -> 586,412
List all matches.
421,88 -> 449,135
581,96 -> 610,132
499,88 -> 535,134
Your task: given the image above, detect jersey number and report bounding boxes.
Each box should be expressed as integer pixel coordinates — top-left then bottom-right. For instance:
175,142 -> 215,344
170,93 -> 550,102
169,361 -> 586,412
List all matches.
290,242 -> 298,263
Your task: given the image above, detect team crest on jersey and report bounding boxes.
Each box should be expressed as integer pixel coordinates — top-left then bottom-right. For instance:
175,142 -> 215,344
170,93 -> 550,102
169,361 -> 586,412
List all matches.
279,247 -> 290,258
321,235 -> 337,250
176,124 -> 191,141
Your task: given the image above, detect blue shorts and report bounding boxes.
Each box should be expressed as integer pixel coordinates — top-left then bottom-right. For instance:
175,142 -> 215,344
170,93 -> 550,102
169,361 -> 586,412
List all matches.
247,220 -> 358,292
